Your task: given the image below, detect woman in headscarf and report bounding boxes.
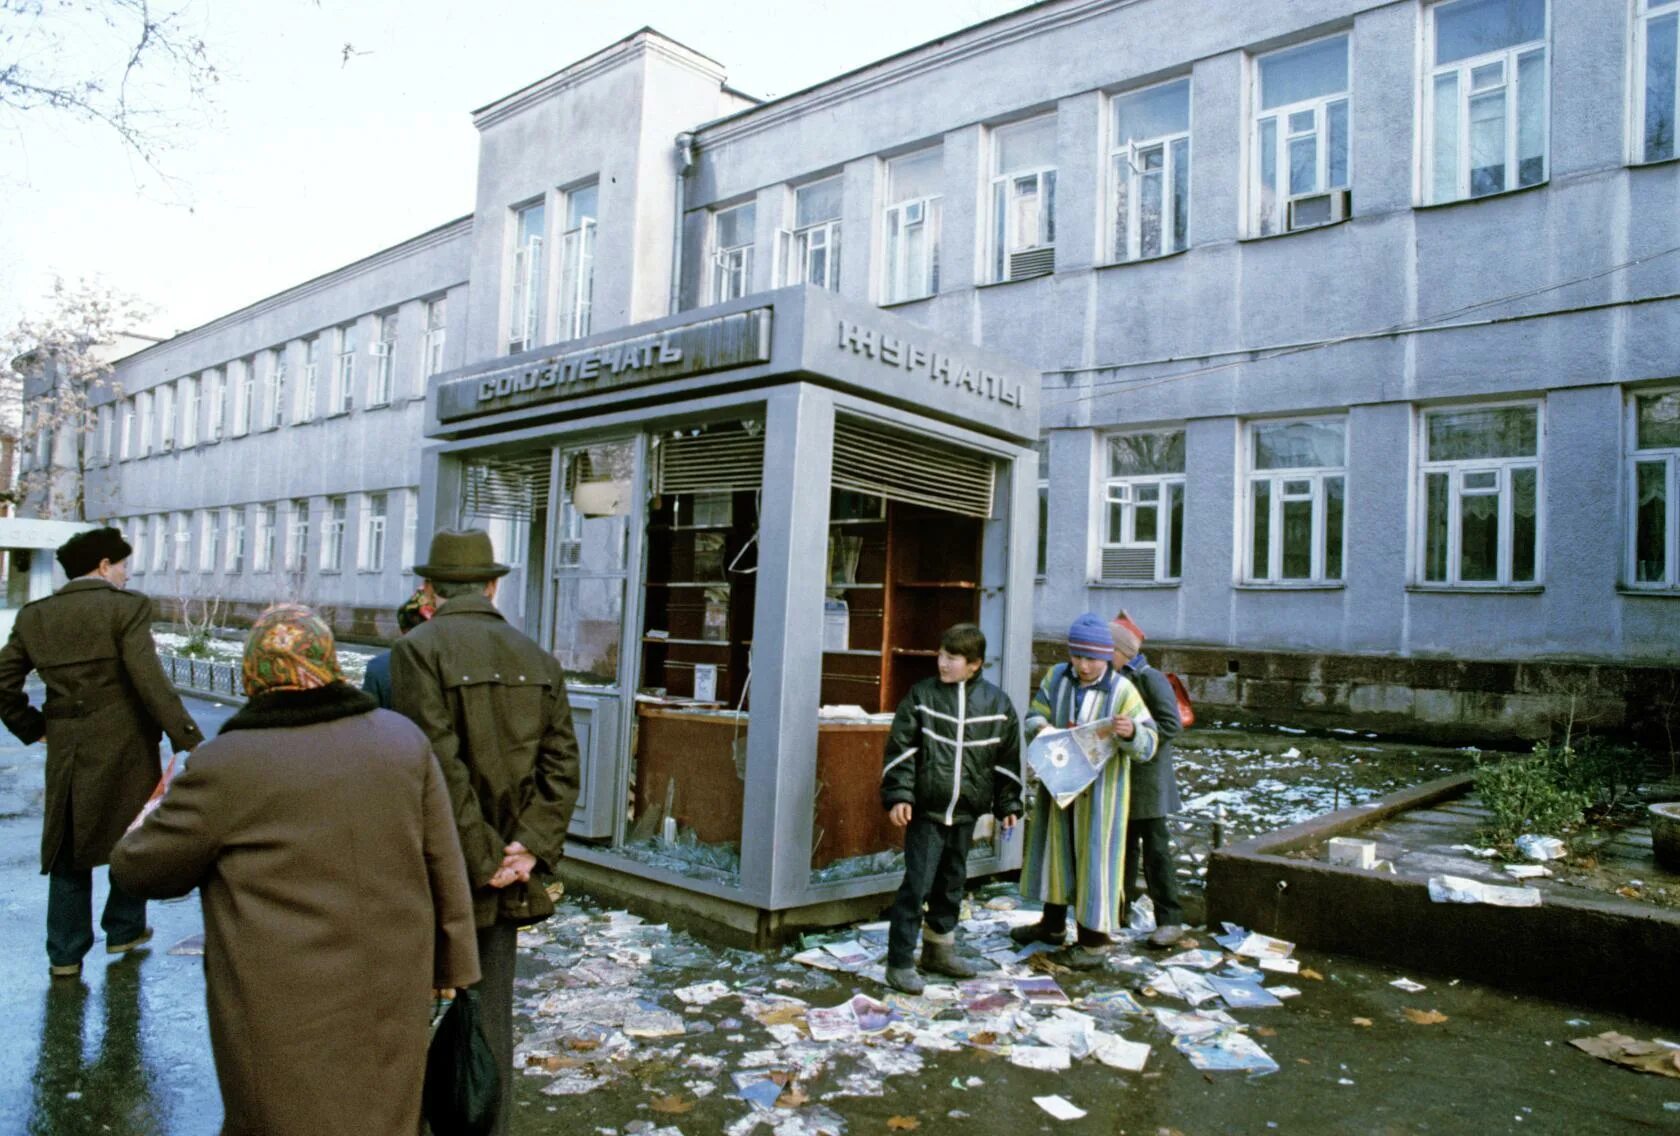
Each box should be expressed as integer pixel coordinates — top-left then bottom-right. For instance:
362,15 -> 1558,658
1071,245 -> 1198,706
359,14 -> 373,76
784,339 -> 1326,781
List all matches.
112,604 -> 480,1135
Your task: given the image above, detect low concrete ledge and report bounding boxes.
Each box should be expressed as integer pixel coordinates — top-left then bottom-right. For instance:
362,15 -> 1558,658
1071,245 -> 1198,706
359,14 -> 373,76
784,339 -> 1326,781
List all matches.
1207,774 -> 1680,1025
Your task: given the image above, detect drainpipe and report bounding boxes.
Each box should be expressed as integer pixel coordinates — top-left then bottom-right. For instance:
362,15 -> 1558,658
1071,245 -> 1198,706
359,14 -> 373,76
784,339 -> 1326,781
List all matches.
669,132 -> 696,315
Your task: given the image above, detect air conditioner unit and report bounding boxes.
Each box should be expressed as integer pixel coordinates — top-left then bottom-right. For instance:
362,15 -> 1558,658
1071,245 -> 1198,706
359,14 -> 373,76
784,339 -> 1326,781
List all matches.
1100,546 -> 1158,581
1008,245 -> 1056,280
1287,188 -> 1352,231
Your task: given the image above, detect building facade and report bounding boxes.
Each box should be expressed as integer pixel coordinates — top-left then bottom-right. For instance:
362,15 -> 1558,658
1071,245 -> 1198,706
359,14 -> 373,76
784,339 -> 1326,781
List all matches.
25,1 -> 1680,732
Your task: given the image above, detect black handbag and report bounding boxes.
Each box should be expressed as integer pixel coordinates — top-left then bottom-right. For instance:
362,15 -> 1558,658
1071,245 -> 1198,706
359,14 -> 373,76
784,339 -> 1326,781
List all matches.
423,989 -> 500,1136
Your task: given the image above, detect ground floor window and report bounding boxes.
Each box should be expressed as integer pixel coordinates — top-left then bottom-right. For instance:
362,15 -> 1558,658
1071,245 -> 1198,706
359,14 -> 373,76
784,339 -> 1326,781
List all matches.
1246,418 -> 1345,583
1419,403 -> 1541,586
1630,388 -> 1680,588
1099,429 -> 1184,583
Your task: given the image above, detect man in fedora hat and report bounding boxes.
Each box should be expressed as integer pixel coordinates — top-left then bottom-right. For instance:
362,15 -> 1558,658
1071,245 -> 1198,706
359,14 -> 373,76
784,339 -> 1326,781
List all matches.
390,528 -> 580,1135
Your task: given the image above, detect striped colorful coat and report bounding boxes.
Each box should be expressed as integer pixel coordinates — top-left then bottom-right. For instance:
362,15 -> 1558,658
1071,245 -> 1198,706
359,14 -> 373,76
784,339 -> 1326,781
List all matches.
1019,663 -> 1158,935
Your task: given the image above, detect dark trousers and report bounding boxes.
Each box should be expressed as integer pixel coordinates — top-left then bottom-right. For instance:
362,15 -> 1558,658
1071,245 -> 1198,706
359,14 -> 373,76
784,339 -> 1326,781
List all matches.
886,816 -> 973,967
46,866 -> 147,968
473,921 -> 517,1136
1124,816 -> 1184,926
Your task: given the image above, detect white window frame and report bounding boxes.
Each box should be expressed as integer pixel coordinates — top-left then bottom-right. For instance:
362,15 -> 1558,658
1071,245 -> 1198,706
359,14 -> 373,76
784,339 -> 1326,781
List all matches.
1109,78 -> 1192,262
1244,417 -> 1348,584
1626,386 -> 1680,589
268,348 -> 287,429
254,503 -> 276,573
286,499 -> 311,573
151,515 -> 168,573
423,297 -> 447,384
99,404 -> 114,464
226,507 -> 246,574
200,509 -> 220,573
881,149 -> 942,304
1635,0 -> 1680,163
1423,0 -> 1550,203
1250,35 -> 1351,236
331,325 -> 357,415
990,116 -> 1058,282
157,382 -> 175,451
1416,401 -> 1544,587
128,518 -> 144,575
299,340 -> 319,422
1035,436 -> 1050,579
400,488 -> 419,575
371,312 -> 397,406
205,368 -> 224,442
507,198 -> 547,354
711,203 -> 755,303
359,492 -> 388,572
180,376 -> 199,448
173,513 -> 191,573
558,182 -> 598,341
1097,429 -> 1186,583
136,391 -> 153,457
322,496 -> 347,572
119,400 -> 133,461
782,177 -> 843,291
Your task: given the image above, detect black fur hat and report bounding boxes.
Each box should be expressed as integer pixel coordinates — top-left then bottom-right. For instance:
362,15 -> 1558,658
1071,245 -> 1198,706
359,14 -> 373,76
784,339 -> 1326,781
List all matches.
56,526 -> 133,578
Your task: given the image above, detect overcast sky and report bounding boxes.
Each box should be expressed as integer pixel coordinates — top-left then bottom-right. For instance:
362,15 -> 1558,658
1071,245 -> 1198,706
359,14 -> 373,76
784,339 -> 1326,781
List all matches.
0,0 -> 1034,339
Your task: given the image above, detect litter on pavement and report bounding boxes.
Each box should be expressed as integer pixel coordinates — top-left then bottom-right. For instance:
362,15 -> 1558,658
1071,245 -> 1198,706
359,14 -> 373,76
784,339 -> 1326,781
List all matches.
1427,874 -> 1543,907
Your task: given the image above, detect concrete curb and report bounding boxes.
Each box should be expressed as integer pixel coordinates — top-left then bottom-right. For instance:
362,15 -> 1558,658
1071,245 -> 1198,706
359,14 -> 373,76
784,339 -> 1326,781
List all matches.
1207,772 -> 1680,1024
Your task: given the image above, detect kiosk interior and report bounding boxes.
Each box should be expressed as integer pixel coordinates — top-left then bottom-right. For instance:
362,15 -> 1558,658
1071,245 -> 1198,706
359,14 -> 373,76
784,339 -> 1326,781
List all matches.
424,288 -> 1038,937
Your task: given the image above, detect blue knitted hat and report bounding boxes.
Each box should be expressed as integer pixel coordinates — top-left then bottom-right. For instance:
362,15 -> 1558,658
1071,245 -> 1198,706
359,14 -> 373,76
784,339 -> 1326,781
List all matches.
1066,612 -> 1114,659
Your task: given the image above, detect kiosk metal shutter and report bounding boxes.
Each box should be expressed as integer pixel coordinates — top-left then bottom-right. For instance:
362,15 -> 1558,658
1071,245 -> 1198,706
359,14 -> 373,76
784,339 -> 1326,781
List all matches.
652,421 -> 765,495
832,417 -> 995,519
461,451 -> 551,522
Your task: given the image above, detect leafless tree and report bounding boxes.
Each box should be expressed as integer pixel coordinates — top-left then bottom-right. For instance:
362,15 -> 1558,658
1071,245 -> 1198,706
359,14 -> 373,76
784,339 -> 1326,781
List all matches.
0,277 -> 154,519
0,0 -> 218,176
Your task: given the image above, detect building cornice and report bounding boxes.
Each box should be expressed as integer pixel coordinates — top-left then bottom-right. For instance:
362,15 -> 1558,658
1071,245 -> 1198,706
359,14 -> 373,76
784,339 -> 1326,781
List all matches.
473,29 -> 728,130
115,216 -> 473,368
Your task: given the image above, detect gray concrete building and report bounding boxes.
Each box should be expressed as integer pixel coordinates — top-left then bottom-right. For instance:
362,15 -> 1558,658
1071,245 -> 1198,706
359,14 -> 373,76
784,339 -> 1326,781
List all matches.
23,0 -> 1680,734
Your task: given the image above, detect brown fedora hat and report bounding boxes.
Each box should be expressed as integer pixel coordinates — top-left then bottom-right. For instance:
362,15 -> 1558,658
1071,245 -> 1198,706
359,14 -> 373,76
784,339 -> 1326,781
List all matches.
412,529 -> 511,582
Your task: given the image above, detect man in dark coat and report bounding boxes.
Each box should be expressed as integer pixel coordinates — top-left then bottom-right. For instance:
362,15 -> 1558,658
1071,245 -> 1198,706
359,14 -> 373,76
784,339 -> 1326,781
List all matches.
0,526 -> 202,977
391,528 -> 581,1136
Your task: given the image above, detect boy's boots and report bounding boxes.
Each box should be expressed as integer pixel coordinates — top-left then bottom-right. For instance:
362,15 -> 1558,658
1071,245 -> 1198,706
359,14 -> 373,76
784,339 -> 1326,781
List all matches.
885,966 -> 925,994
919,937 -> 978,979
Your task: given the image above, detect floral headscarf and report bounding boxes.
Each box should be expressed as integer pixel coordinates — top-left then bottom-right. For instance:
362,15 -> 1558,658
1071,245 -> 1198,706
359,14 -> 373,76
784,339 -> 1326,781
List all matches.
243,604 -> 345,696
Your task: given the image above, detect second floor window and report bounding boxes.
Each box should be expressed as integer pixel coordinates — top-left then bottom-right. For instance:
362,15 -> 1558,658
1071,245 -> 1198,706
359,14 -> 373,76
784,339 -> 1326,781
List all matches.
882,149 -> 942,303
173,513 -> 191,572
323,496 -> 347,571
268,348 -> 287,429
1419,403 -> 1541,586
1426,0 -> 1548,202
227,507 -> 246,574
1253,35 -> 1350,235
991,115 -> 1057,282
1638,0 -> 1679,162
119,401 -> 133,460
1111,79 -> 1191,261
1247,419 -> 1346,584
787,177 -> 842,291
423,297 -> 447,382
234,357 -> 255,436
181,377 -> 200,448
712,202 -> 755,302
99,405 -> 113,463
1630,389 -> 1680,588
157,383 -> 175,450
299,339 -> 319,422
151,516 -> 168,573
206,369 -> 224,441
200,510 -> 220,572
560,183 -> 598,341
508,199 -> 546,354
137,392 -> 153,456
332,325 -> 357,414
1099,429 -> 1185,583
371,313 -> 397,406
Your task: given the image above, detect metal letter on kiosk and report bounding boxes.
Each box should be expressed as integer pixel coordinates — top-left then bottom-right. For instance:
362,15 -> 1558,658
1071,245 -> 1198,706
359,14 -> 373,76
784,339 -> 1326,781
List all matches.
1025,720 -> 1119,807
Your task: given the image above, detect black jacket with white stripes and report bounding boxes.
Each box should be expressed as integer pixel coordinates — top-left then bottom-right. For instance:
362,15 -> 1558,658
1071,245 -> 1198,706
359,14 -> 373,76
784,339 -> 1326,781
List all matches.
880,674 -> 1024,826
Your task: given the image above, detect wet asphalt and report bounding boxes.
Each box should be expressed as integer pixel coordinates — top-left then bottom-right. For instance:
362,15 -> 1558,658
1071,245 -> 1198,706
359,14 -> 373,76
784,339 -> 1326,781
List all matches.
1,692 -> 1677,1135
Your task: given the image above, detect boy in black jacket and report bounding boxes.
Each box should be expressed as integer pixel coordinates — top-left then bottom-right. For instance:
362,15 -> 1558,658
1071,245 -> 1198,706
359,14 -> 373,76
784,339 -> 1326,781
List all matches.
879,622 -> 1024,994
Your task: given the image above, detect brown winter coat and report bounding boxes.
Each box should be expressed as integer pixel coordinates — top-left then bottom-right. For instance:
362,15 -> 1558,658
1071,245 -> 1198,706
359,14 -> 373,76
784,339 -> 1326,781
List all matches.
110,684 -> 481,1136
0,577 -> 202,872
390,592 -> 581,928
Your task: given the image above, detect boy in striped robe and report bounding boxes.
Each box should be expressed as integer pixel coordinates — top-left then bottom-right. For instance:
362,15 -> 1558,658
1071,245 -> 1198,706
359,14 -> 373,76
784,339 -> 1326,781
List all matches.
1013,612 -> 1158,969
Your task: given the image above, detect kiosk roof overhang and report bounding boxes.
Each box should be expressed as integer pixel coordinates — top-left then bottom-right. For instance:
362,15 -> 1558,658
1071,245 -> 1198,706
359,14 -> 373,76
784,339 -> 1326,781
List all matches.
426,286 -> 1039,446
